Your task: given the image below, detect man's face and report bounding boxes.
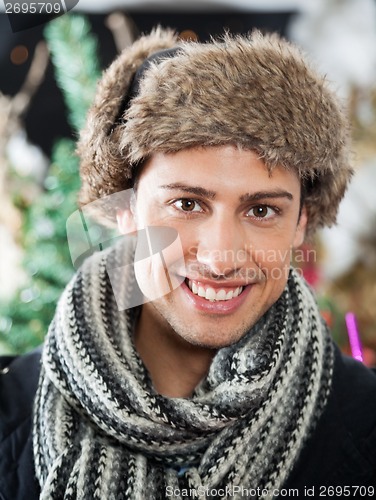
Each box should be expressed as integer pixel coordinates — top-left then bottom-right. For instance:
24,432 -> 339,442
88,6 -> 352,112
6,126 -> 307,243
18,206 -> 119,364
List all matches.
118,145 -> 307,349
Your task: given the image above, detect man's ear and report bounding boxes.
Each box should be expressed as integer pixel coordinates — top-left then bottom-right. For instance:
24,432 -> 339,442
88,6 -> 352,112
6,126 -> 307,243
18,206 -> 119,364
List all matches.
292,205 -> 308,249
116,208 -> 137,235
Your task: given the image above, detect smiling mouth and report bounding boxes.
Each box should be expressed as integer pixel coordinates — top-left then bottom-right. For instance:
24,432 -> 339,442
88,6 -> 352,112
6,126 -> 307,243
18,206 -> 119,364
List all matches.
185,278 -> 244,302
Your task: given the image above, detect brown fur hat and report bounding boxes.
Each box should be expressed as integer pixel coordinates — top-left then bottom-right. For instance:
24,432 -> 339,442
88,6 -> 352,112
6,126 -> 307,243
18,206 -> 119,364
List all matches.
78,27 -> 352,237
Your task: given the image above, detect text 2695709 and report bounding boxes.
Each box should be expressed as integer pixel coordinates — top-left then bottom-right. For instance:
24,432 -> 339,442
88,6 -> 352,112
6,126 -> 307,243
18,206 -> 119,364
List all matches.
319,486 -> 374,497
5,2 -> 64,14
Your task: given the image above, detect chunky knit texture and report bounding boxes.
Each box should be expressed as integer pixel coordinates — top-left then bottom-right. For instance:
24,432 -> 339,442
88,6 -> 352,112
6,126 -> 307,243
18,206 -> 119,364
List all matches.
34,243 -> 334,499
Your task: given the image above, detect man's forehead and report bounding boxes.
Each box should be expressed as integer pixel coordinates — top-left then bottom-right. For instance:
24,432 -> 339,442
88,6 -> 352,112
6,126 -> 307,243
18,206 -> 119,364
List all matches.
138,146 -> 301,199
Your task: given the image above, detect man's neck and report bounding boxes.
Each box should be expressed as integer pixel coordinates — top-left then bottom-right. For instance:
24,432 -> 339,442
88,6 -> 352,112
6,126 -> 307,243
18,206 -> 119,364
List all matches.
134,305 -> 216,398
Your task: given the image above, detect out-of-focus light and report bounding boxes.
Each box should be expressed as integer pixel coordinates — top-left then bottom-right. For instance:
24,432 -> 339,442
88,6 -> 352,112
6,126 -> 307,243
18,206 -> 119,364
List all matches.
10,45 -> 29,65
179,30 -> 198,41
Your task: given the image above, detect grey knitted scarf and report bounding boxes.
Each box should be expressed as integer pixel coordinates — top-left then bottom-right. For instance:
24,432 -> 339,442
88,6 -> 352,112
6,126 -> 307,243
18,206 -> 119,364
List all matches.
33,242 -> 334,499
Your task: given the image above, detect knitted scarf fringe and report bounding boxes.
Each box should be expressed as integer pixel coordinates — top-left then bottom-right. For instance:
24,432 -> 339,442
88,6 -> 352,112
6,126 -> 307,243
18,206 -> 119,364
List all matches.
33,244 -> 333,499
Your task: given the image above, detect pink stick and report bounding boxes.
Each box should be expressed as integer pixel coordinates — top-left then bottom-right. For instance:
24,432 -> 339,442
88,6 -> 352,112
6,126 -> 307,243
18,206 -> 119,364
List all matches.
345,312 -> 363,362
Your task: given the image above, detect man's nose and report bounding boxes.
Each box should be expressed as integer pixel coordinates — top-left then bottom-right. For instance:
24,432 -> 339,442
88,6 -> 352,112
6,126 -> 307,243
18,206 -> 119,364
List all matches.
195,215 -> 247,276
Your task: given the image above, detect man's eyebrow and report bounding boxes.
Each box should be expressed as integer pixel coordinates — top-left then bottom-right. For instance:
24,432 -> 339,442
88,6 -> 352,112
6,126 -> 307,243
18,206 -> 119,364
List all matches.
159,183 -> 294,203
159,183 -> 216,199
239,190 -> 294,203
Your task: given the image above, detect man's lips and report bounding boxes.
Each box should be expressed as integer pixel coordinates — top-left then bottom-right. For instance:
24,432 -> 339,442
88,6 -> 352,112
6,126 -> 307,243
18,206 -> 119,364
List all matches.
184,276 -> 250,289
185,278 -> 243,301
176,276 -> 254,314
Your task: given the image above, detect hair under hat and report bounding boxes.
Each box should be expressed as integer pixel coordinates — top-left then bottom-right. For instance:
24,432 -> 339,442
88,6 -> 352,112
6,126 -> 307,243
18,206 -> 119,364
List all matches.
78,27 -> 352,237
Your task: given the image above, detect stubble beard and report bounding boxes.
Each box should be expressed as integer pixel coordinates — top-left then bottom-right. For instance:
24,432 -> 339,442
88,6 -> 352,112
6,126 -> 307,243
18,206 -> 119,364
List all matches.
147,295 -> 262,350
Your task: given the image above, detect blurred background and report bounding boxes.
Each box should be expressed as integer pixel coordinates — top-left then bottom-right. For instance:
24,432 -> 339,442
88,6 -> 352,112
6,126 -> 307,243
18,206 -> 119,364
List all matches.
0,0 -> 376,365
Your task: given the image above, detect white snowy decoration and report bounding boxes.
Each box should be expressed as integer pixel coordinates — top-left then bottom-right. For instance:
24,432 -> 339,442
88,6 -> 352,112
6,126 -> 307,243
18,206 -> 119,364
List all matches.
6,130 -> 48,183
289,0 -> 376,101
320,160 -> 376,280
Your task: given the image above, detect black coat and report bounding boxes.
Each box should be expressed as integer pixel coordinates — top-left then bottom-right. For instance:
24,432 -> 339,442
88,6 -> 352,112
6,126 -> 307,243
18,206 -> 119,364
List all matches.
1,345 -> 376,500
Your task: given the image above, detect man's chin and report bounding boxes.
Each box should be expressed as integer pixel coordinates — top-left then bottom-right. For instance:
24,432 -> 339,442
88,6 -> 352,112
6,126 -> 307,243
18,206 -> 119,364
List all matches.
145,298 -> 252,349
173,327 -> 250,351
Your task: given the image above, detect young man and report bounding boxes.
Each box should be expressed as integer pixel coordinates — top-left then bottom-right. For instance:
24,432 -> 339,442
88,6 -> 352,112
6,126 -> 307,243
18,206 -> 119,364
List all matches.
1,29 -> 376,499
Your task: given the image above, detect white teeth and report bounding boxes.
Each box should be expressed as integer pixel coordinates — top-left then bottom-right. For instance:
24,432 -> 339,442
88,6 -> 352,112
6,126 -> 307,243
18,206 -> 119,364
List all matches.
205,288 -> 216,301
187,280 -> 243,301
216,289 -> 227,301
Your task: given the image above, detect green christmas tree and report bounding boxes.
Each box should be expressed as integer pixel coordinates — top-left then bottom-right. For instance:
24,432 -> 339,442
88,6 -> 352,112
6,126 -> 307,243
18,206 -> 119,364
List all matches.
0,14 -> 100,354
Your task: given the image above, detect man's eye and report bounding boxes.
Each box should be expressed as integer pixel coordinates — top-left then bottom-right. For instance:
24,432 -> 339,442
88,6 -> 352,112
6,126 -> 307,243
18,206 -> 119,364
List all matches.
173,199 -> 202,212
247,205 -> 276,219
